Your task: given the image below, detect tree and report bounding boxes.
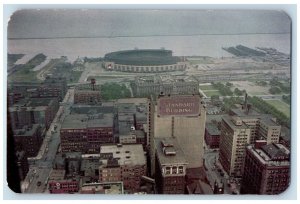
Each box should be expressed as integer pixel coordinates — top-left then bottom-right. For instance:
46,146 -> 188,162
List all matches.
269,86 -> 281,94
226,82 -> 233,87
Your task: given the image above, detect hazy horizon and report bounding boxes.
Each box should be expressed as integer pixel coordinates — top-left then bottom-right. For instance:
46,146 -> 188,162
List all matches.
8,10 -> 291,39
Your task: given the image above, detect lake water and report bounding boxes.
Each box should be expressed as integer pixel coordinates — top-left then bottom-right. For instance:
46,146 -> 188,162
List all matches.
8,34 -> 290,63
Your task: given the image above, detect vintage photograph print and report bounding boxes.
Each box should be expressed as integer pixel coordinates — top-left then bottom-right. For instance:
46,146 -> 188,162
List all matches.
7,9 -> 291,195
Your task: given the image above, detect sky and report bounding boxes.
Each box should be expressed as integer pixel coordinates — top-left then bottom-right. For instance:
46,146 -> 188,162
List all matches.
7,9 -> 291,39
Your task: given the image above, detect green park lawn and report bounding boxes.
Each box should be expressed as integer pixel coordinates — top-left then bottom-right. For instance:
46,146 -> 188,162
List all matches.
203,90 -> 222,97
199,85 -> 215,90
265,99 -> 290,118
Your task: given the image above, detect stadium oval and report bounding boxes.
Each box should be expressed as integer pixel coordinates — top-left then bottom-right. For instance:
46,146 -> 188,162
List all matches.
103,49 -> 189,73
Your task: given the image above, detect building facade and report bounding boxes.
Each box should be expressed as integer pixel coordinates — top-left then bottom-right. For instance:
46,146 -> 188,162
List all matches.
80,181 -> 124,194
60,113 -> 114,153
205,123 -> 221,148
219,116 -> 251,177
99,144 -> 147,193
48,169 -> 80,194
155,138 -> 188,194
132,75 -> 199,97
9,97 -> 59,130
150,94 -> 206,177
219,108 -> 282,177
13,124 -> 43,157
74,80 -> 101,104
241,142 -> 290,194
8,77 -> 67,104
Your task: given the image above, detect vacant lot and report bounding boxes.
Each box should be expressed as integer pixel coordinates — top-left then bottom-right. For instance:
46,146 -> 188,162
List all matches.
231,81 -> 270,95
265,99 -> 290,118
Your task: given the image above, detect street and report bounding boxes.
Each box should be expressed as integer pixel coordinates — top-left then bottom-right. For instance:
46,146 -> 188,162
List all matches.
23,88 -> 74,193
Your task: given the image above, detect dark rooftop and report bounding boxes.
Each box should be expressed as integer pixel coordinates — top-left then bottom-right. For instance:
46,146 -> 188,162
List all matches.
261,143 -> 290,160
205,123 -> 220,136
13,124 -> 40,137
104,49 -> 181,66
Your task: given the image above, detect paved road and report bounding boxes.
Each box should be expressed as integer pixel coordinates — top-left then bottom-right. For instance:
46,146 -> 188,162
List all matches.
204,150 -> 235,194
23,89 -> 74,193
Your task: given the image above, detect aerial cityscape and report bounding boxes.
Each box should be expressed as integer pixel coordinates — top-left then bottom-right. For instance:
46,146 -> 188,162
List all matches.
6,9 -> 291,195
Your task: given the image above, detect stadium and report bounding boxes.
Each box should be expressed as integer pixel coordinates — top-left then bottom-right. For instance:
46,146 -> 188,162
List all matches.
103,49 -> 188,73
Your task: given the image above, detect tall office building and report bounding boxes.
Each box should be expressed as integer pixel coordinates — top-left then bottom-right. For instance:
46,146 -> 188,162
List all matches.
219,116 -> 251,177
219,110 -> 282,177
241,142 -> 290,194
150,94 -> 206,177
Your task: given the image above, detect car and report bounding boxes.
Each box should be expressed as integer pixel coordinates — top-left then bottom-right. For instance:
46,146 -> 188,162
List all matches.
37,181 -> 42,186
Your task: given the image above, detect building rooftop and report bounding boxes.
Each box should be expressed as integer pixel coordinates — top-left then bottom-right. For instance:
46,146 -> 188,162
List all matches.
117,98 -> 149,105
49,169 -> 66,181
13,124 -> 40,137
261,143 -> 290,160
100,144 -> 146,166
62,113 -> 114,129
135,75 -> 197,85
222,115 -> 249,130
117,103 -> 137,114
154,137 -> 188,166
81,158 -> 101,172
135,111 -> 147,122
70,104 -> 115,115
230,108 -> 260,117
259,116 -> 280,126
205,123 -> 220,136
81,182 -> 124,194
247,143 -> 290,166
9,98 -> 56,112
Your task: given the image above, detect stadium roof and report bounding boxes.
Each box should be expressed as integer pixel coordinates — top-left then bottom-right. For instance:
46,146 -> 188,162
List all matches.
104,49 -> 181,66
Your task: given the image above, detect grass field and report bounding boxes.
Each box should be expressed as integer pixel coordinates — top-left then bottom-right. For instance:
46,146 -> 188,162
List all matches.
265,99 -> 290,118
199,85 -> 215,90
203,90 -> 222,97
8,65 -> 40,83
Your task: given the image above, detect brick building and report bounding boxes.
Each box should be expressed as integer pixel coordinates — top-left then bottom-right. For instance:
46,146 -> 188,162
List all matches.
116,98 -> 149,146
48,169 -> 80,194
241,142 -> 290,194
205,123 -> 221,148
80,181 -> 124,194
9,97 -> 59,130
60,113 -> 114,153
99,144 -> 147,193
8,77 -> 67,104
13,124 -> 43,157
74,79 -> 101,104
154,137 -> 188,194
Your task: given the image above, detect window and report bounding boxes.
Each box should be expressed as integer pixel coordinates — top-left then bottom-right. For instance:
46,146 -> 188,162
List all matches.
178,166 -> 184,174
172,166 -> 177,174
166,167 -> 171,174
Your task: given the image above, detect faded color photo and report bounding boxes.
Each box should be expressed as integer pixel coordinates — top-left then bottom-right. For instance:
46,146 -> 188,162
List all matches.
7,9 -> 291,195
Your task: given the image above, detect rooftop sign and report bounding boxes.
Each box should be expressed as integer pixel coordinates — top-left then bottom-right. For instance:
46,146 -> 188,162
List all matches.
158,95 -> 200,116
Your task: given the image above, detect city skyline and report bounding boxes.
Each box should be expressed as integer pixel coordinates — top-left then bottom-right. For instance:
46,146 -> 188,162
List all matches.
6,9 -> 292,196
